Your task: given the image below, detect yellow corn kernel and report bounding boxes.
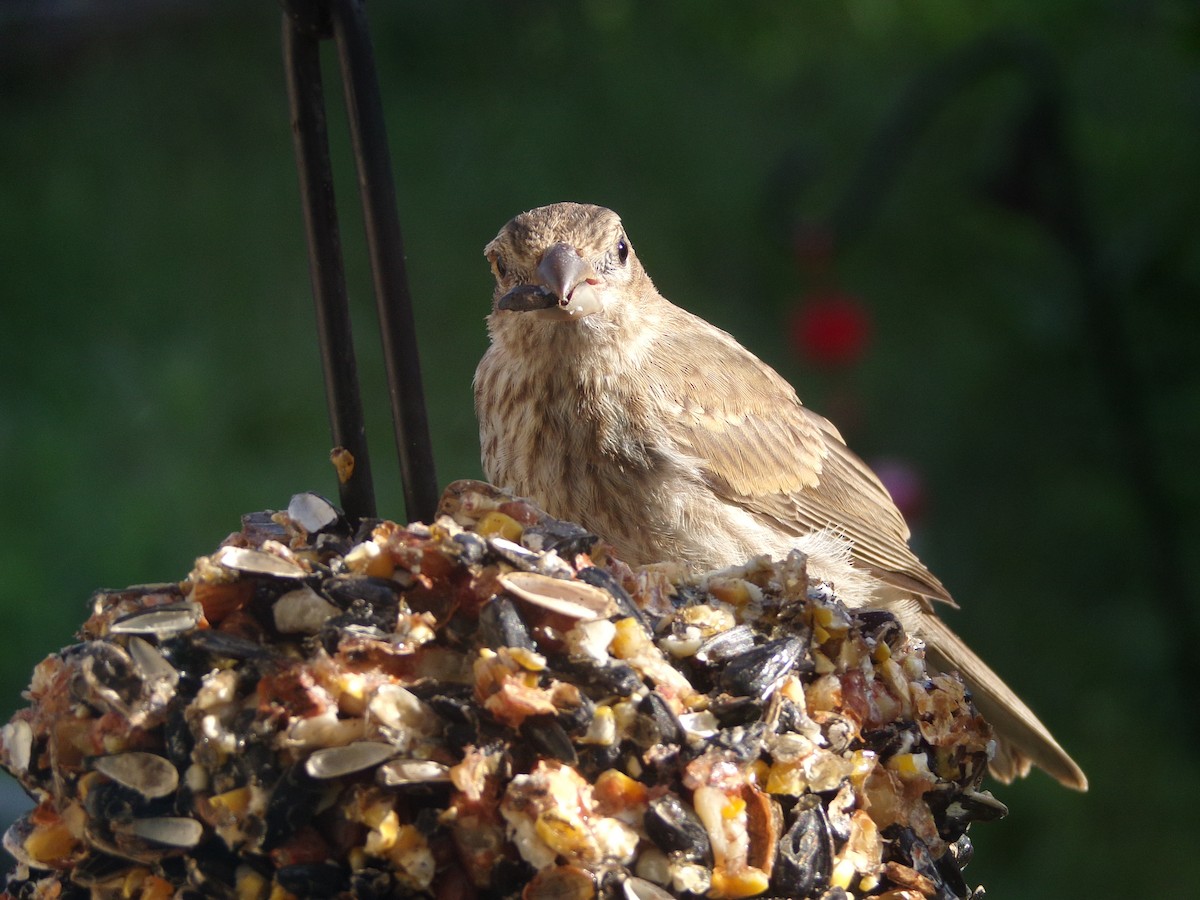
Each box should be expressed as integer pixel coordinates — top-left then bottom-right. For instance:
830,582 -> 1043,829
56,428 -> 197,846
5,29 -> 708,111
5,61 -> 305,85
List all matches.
886,752 -> 932,780
117,866 -> 147,899
580,705 -> 616,745
508,647 -> 547,672
364,549 -> 395,578
359,799 -> 395,830
235,867 -> 269,900
708,579 -> 753,608
709,867 -> 770,899
812,650 -> 836,675
536,809 -> 590,856
62,802 -> 87,839
24,820 -> 79,864
338,672 -> 367,702
766,762 -> 804,796
393,822 -> 426,853
747,758 -> 770,787
210,786 -> 252,817
610,617 -> 645,659
849,749 -> 877,786
101,732 -> 129,754
476,511 -> 524,542
595,768 -> 647,809
830,856 -> 858,889
330,446 -> 355,484
365,809 -> 400,855
343,540 -> 393,578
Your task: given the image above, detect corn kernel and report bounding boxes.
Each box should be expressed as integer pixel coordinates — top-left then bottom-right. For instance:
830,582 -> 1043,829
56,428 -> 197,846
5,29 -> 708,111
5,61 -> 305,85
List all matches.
119,868 -> 146,899
709,867 -> 770,899
365,809 -> 400,855
508,647 -> 547,672
338,672 -> 367,702
536,809 -> 590,856
849,749 -> 877,786
476,511 -> 524,542
830,856 -> 858,889
886,752 -> 932,780
24,820 -> 78,864
708,579 -> 753,607
812,650 -> 836,675
343,541 -> 393,578
766,762 -> 804,796
360,799 -> 395,830
330,446 -> 355,483
235,867 -> 269,900
594,768 -> 648,811
610,617 -> 645,659
210,786 -> 252,817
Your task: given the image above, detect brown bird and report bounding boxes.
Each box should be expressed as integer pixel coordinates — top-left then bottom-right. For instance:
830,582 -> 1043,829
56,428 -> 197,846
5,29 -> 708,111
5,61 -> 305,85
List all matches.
474,201 -> 1087,790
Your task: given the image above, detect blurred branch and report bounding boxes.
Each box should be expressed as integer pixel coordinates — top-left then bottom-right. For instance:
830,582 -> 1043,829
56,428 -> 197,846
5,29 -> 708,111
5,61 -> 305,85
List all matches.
773,30 -> 1198,694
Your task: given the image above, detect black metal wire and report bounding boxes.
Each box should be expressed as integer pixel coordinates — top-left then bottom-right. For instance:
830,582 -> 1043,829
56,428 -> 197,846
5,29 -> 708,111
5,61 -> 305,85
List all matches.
279,0 -> 438,525
282,2 -> 376,522
330,0 -> 438,526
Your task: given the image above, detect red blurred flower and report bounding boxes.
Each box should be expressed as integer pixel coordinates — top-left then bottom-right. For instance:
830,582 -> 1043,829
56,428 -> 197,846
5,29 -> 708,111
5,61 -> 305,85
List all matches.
788,291 -> 871,368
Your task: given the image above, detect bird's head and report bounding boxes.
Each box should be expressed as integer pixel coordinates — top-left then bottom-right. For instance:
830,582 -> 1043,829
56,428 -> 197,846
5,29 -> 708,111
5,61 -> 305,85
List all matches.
484,202 -> 649,324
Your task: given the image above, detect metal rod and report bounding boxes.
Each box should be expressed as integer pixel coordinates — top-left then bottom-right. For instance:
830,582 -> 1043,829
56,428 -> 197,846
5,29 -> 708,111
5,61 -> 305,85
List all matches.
331,0 -> 439,524
281,3 -> 377,521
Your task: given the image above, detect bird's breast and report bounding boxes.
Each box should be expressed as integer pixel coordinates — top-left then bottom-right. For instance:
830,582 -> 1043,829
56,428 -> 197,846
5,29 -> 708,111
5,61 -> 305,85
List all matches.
476,341 -> 688,558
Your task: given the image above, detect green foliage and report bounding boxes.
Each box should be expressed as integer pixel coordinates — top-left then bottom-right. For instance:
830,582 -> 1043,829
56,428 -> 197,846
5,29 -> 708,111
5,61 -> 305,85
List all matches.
1,1 -> 1197,895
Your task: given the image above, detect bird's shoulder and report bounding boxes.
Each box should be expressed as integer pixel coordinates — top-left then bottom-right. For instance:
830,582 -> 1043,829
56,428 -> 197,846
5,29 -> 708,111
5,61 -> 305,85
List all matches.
642,298 -> 952,604
639,300 -> 833,496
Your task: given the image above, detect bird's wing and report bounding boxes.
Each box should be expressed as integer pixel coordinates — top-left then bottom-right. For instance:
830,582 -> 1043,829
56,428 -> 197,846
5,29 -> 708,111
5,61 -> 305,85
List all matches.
654,306 -> 953,606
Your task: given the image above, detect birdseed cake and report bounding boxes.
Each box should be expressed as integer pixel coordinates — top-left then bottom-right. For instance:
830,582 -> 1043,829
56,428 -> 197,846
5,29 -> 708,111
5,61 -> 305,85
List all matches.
0,480 -> 1004,899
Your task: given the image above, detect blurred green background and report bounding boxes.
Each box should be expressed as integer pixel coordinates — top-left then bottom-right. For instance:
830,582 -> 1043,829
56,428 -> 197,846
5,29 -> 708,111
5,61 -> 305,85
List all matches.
2,1 -> 1198,896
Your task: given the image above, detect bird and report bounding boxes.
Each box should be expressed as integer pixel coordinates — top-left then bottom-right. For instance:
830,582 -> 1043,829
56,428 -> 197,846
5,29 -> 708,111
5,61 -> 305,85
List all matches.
474,201 -> 1087,791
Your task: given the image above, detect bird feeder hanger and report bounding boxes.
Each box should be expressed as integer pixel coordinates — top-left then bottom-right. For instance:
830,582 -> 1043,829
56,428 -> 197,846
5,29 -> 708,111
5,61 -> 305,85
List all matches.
280,0 -> 438,526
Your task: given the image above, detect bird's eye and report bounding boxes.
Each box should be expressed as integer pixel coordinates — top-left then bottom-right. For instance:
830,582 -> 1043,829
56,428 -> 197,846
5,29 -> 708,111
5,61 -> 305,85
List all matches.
493,256 -> 507,278
617,237 -> 629,265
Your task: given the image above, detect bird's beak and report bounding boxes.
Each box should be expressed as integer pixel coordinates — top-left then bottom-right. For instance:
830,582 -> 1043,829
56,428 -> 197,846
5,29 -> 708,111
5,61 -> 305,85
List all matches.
494,243 -> 604,319
537,243 -> 592,305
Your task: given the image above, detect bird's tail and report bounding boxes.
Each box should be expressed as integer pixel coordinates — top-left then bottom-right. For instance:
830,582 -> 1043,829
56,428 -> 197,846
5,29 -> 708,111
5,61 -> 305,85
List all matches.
919,613 -> 1088,791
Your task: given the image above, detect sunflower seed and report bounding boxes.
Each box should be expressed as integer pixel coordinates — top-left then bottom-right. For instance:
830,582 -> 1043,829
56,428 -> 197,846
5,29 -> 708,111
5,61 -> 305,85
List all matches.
92,752 -> 178,799
305,741 -> 398,780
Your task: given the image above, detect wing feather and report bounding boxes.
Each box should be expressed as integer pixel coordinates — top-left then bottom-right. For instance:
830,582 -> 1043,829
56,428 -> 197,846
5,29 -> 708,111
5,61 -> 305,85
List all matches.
654,305 -> 953,606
